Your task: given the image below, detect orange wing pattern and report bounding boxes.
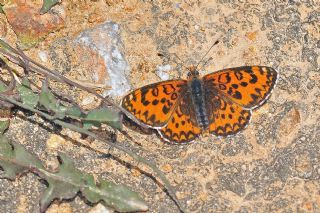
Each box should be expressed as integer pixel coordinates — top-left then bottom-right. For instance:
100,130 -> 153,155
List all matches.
205,93 -> 251,136
158,93 -> 201,143
203,66 -> 278,109
121,80 -> 187,128
122,66 -> 278,143
122,114 -> 153,135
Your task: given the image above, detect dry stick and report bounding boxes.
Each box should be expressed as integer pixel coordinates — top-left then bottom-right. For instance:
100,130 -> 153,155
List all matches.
0,42 -> 185,212
0,59 -> 16,94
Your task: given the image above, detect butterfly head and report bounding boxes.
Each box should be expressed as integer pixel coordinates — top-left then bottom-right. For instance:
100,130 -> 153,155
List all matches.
187,65 -> 200,79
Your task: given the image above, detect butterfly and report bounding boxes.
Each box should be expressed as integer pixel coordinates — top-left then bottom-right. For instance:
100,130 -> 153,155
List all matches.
121,66 -> 278,143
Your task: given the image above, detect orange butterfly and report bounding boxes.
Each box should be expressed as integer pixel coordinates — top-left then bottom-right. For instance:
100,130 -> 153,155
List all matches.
122,66 -> 278,143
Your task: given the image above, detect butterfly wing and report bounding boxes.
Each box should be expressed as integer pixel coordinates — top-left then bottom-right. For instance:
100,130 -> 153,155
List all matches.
203,66 -> 278,109
122,80 -> 188,128
204,66 -> 277,136
205,92 -> 251,136
158,91 -> 201,143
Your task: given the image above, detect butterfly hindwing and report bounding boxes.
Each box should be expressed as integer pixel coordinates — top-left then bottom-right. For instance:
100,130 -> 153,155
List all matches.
203,66 -> 278,109
158,92 -> 201,143
205,92 -> 251,136
122,80 -> 188,128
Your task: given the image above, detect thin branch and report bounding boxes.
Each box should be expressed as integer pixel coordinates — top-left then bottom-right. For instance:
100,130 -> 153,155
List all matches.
0,59 -> 16,94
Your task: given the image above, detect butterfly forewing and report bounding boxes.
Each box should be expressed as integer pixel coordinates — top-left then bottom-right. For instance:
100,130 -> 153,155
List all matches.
203,66 -> 278,109
122,80 -> 188,128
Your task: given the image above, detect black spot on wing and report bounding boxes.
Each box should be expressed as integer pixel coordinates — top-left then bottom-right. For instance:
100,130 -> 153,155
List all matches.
141,89 -> 150,106
251,93 -> 259,102
211,109 -> 251,136
218,73 -> 231,83
235,71 -> 243,80
162,105 -> 171,114
152,87 -> 159,96
171,92 -> 178,100
161,128 -> 197,143
148,114 -> 156,123
255,88 -> 263,95
249,74 -> 258,84
152,99 -> 159,105
142,99 -> 150,106
232,84 -> 239,89
163,84 -> 175,95
240,82 -> 248,87
232,91 -> 242,99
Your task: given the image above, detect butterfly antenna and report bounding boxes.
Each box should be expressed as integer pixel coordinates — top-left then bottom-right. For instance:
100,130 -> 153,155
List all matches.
199,56 -> 214,70
172,53 -> 190,70
195,39 -> 219,70
158,52 -> 189,78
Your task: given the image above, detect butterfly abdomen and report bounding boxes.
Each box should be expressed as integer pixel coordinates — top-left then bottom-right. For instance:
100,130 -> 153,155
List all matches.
189,78 -> 209,130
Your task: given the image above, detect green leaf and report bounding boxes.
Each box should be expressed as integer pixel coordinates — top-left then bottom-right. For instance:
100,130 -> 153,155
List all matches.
0,80 -> 7,92
17,78 -> 39,108
83,107 -> 122,130
0,120 -> 9,135
40,0 -> 60,14
39,83 -> 67,119
0,136 -> 22,179
65,106 -> 84,118
0,39 -> 11,52
39,83 -> 58,109
0,136 -> 44,179
40,153 -> 82,211
82,175 -> 148,212
0,137 -> 148,212
0,5 -> 3,14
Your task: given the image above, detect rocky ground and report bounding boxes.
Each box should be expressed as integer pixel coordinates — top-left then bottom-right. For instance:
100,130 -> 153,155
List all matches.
0,0 -> 319,212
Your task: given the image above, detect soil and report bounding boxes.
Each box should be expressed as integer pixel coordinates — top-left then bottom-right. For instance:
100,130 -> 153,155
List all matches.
0,0 -> 319,212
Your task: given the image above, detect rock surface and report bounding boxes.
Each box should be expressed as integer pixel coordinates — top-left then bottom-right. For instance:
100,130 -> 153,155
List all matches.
0,0 -> 319,212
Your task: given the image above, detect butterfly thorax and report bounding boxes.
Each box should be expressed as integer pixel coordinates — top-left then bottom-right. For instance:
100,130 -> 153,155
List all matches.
188,75 -> 209,130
